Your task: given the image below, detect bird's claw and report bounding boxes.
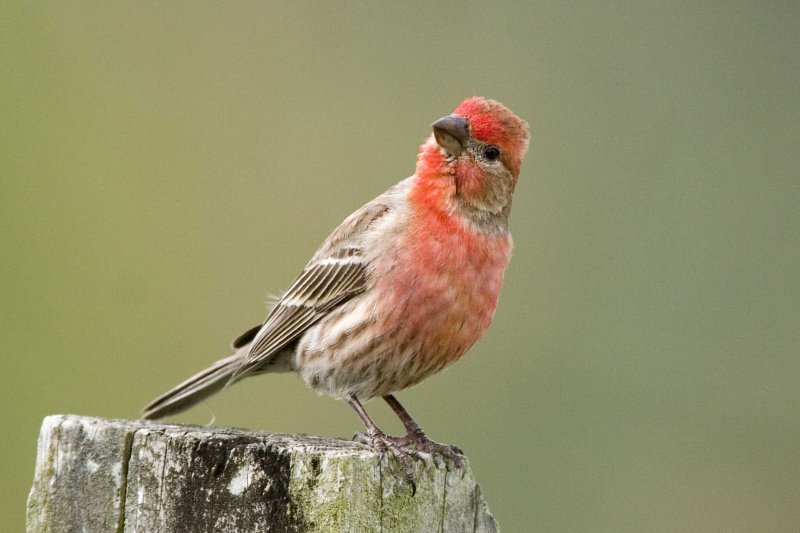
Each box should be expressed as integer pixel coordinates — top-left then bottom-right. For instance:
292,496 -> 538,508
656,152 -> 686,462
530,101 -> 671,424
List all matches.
353,427 -> 465,492
394,428 -> 465,470
354,430 -> 425,494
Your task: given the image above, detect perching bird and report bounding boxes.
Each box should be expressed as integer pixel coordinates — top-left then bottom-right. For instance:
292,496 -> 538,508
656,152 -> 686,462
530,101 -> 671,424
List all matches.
143,97 -> 529,483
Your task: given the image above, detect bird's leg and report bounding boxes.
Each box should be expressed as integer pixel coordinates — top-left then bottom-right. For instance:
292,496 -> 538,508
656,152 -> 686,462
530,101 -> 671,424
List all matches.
383,394 -> 464,468
346,394 -> 419,492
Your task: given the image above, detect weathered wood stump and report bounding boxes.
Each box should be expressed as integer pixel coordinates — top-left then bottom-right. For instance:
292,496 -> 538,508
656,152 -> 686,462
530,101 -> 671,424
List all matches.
26,415 -> 498,532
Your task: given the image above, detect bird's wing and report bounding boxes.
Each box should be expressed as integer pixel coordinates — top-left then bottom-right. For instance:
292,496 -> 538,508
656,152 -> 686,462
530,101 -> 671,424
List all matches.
228,195 -> 392,384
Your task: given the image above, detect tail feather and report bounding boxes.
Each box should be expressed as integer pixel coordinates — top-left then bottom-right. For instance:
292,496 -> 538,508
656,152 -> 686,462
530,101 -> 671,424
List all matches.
142,351 -> 243,420
143,337 -> 296,421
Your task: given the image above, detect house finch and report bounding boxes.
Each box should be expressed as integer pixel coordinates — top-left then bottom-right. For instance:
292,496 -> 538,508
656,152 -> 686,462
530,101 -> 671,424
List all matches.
143,97 -> 530,486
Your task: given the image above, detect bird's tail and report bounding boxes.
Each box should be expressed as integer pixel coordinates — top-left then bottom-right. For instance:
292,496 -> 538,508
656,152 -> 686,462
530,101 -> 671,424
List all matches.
142,350 -> 244,420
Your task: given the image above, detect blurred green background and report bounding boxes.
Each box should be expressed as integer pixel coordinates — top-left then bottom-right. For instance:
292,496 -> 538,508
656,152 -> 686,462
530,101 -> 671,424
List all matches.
2,2 -> 799,531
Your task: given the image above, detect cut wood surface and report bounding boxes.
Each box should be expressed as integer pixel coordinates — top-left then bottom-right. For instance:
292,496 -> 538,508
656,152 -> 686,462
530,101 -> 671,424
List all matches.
27,415 -> 499,532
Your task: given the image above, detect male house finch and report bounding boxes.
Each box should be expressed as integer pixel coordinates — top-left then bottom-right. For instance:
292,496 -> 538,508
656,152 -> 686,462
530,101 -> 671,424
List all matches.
144,97 -> 529,483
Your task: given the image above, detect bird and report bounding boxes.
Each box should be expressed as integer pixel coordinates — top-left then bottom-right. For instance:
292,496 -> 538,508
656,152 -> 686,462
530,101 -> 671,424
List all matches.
143,96 -> 530,485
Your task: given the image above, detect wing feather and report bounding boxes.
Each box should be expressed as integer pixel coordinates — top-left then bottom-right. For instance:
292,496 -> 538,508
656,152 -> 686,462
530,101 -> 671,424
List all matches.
228,197 -> 392,383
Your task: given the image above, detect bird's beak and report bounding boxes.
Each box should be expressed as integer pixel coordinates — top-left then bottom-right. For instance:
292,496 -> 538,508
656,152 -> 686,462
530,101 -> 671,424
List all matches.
432,114 -> 469,157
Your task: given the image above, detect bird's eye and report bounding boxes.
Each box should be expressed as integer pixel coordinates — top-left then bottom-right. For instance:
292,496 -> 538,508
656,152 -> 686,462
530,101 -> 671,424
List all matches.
483,146 -> 501,161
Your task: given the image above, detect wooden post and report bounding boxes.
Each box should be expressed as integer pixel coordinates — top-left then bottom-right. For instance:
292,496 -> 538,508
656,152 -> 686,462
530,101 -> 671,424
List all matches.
27,415 -> 499,532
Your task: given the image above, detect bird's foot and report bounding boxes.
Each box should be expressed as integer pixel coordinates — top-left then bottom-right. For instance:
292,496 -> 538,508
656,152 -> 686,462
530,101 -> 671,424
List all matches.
354,428 -> 465,493
354,429 -> 424,494
394,428 -> 465,469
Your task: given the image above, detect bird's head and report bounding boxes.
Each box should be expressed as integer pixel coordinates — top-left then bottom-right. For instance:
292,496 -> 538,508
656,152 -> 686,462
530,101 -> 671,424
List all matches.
415,97 -> 529,229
